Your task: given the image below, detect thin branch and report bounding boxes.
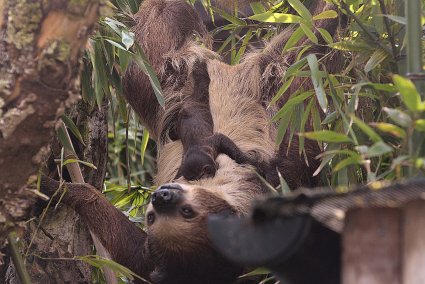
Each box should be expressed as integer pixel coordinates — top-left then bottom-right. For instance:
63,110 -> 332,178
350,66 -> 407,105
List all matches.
377,0 -> 398,61
59,121 -> 118,284
8,232 -> 31,284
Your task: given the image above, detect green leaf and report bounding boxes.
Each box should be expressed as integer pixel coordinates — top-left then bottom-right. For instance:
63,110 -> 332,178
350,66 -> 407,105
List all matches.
300,23 -> 318,44
276,108 -> 294,145
211,7 -> 246,26
287,0 -> 312,23
371,123 -> 406,138
63,159 -> 98,169
383,107 -> 412,127
333,156 -> 361,173
393,75 -> 423,113
270,77 -> 294,106
415,119 -> 425,132
140,130 -> 150,166
301,130 -> 353,143
283,26 -> 305,50
283,57 -> 308,80
250,2 -> 266,14
105,39 -> 127,51
307,54 -> 327,112
317,28 -> 333,44
322,111 -> 338,124
364,49 -> 388,73
351,115 -> 382,143
133,45 -> 164,107
352,82 -> 397,92
330,40 -> 372,52
249,12 -> 302,23
234,28 -> 254,64
382,15 -> 406,25
366,141 -> 393,157
313,10 -> 338,20
61,115 -> 85,146
121,30 -> 134,50
272,91 -> 313,121
56,127 -> 75,153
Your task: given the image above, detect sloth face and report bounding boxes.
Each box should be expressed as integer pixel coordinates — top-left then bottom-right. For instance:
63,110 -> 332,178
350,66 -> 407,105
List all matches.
145,183 -> 234,254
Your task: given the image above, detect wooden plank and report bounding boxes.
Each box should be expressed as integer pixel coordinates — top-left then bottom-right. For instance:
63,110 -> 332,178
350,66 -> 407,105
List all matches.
402,200 -> 425,284
343,208 -> 401,284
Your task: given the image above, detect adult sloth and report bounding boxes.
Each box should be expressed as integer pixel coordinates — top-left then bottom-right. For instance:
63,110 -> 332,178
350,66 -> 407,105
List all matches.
42,0 -> 343,283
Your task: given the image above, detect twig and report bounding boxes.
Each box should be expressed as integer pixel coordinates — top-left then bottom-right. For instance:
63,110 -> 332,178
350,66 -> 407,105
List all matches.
126,107 -> 131,193
8,232 -> 31,284
377,0 -> 398,62
59,121 -> 118,284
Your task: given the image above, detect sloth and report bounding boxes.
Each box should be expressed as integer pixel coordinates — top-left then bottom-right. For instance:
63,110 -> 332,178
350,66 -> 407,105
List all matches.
41,0 -> 344,283
174,61 -> 267,180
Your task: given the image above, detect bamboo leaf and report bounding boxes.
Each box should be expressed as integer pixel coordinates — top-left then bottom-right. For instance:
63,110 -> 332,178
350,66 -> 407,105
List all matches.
307,54 -> 327,112
121,30 -> 134,50
313,10 -> 338,20
272,91 -> 313,121
249,12 -> 302,23
63,159 -> 98,169
364,48 -> 388,73
61,115 -> 85,146
351,115 -> 382,143
393,75 -> 423,113
140,130 -> 150,166
300,23 -> 318,44
211,7 -> 246,26
250,2 -> 265,14
134,45 -> 164,107
56,127 -> 75,153
371,123 -> 406,138
382,15 -> 406,25
283,26 -> 305,50
301,130 -> 352,143
415,119 -> 425,131
317,28 -> 333,44
276,108 -> 294,146
366,141 -> 393,157
383,107 -> 412,127
287,0 -> 312,23
333,157 -> 361,173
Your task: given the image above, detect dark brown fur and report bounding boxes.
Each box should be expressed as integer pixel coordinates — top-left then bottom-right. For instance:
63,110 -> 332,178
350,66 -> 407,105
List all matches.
41,1 -> 345,283
174,61 -> 269,180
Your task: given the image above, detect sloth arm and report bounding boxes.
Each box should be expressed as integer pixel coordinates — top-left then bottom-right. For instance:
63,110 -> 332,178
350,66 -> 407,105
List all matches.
210,133 -> 268,173
40,176 -> 152,281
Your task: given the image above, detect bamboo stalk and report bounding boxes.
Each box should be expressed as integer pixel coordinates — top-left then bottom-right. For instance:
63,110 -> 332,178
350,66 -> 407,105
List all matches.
405,0 -> 425,175
59,121 -> 118,284
8,232 -> 31,284
405,0 -> 423,78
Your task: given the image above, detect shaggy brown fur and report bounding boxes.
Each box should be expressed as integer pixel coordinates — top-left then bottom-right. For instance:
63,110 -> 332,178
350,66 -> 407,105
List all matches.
174,61 -> 268,180
42,1 -> 345,283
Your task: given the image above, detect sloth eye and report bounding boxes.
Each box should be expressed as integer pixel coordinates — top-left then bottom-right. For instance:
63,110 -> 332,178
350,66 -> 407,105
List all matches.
147,212 -> 155,225
180,206 -> 195,219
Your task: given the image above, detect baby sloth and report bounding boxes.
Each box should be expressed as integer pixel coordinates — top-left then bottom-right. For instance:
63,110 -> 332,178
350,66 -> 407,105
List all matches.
174,62 -> 264,180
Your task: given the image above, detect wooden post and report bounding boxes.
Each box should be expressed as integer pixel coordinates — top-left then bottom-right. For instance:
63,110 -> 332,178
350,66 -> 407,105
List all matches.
343,208 -> 402,284
402,200 -> 425,284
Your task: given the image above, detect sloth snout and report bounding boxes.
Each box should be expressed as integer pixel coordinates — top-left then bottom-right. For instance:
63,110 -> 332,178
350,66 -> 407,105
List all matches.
151,185 -> 183,211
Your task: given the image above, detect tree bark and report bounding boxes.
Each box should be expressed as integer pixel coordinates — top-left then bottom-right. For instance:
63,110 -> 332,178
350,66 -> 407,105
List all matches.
0,0 -> 105,257
4,101 -> 109,283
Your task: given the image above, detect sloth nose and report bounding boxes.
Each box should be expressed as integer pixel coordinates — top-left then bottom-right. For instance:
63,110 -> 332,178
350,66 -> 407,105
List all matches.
151,184 -> 183,211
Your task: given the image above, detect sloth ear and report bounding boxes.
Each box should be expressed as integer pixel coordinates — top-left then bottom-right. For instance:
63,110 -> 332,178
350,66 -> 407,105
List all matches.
40,175 -> 153,279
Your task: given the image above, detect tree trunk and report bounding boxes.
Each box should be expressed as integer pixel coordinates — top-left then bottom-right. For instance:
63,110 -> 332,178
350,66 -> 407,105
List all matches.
0,0 -> 105,257
4,101 -> 109,283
